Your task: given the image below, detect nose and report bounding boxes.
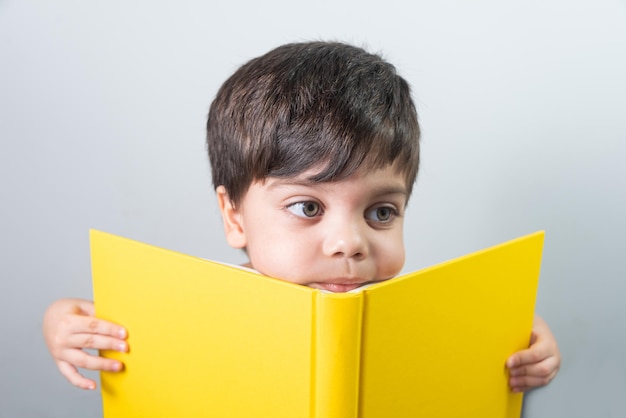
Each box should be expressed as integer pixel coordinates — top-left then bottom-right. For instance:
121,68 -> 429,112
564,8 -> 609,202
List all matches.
322,217 -> 368,259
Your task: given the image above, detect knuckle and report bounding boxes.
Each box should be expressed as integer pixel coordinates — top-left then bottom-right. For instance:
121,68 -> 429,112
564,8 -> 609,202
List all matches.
519,366 -> 529,376
538,376 -> 551,386
528,351 -> 542,363
59,316 -> 74,333
82,335 -> 95,349
535,363 -> 552,377
74,356 -> 89,368
88,319 -> 99,331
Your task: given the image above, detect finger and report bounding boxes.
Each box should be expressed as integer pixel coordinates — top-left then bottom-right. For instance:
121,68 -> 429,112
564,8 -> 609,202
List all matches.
509,355 -> 560,378
509,372 -> 558,392
65,333 -> 129,352
61,348 -> 124,372
506,344 -> 550,369
60,315 -> 127,340
75,299 -> 96,316
57,361 -> 98,390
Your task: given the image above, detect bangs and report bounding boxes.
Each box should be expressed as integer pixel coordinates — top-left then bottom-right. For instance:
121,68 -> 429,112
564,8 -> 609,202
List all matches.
207,41 -> 420,204
264,72 -> 420,194
268,123 -> 418,190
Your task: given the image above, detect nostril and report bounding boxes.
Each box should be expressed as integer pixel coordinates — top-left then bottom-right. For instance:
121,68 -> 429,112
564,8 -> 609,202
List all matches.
351,251 -> 365,260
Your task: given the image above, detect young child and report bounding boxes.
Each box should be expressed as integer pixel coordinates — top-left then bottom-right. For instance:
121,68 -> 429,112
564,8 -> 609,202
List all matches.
43,41 -> 560,394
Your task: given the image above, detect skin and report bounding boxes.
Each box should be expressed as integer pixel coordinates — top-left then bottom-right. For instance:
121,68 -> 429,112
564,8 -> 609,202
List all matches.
506,315 -> 561,392
43,298 -> 127,390
42,165 -> 560,391
217,166 -> 408,292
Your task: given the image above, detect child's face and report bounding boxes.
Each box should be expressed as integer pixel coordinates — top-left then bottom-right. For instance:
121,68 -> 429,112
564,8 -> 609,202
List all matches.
217,165 -> 408,292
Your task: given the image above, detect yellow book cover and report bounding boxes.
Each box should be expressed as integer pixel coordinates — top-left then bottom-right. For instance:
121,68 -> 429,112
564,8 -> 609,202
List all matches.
91,230 -> 544,418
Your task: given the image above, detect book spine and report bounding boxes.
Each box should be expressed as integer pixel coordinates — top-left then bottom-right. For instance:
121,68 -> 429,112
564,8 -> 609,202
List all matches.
312,293 -> 363,418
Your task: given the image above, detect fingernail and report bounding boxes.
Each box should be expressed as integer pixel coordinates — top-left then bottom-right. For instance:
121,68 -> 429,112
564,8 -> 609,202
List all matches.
117,342 -> 127,352
112,362 -> 122,371
118,328 -> 127,339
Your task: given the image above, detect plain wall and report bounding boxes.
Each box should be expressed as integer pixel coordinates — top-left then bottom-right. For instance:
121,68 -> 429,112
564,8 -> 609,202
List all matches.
1,1 -> 625,417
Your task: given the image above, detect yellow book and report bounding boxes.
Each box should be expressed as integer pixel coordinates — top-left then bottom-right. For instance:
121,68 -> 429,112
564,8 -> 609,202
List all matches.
91,230 -> 544,418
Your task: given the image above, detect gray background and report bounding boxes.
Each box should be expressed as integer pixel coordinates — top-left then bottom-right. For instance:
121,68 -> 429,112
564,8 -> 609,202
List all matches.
1,0 -> 625,417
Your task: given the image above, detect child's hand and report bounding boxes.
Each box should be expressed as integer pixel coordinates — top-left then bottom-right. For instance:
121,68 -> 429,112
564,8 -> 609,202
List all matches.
43,298 -> 128,390
506,315 -> 560,392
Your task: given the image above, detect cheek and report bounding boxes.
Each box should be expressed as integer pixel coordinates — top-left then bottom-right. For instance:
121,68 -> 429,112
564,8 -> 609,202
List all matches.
378,231 -> 406,278
388,248 -> 406,277
246,229 -> 315,284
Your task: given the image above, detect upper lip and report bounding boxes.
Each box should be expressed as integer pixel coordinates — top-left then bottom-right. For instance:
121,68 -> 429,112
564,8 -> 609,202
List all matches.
315,277 -> 369,286
308,278 -> 380,292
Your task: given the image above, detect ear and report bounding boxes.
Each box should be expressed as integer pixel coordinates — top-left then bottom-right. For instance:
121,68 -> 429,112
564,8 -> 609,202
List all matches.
216,185 -> 247,249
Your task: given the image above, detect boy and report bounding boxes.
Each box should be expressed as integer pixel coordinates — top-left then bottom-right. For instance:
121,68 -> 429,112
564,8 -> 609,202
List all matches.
43,41 -> 560,393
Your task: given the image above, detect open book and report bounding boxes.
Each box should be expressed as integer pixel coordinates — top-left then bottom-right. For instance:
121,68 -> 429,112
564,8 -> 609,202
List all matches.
91,230 -> 544,418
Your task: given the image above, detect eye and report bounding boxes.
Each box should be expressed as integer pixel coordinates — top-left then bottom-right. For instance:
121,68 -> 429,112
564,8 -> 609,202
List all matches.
365,205 -> 397,223
287,201 -> 322,218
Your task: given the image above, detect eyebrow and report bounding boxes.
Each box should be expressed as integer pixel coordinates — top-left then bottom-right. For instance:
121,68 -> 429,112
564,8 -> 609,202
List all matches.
367,186 -> 410,204
266,178 -> 409,198
265,177 -> 318,189
373,186 -> 409,197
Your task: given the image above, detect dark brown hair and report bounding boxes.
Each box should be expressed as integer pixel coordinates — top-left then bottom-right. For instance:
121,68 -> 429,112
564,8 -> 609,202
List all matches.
207,41 -> 420,205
